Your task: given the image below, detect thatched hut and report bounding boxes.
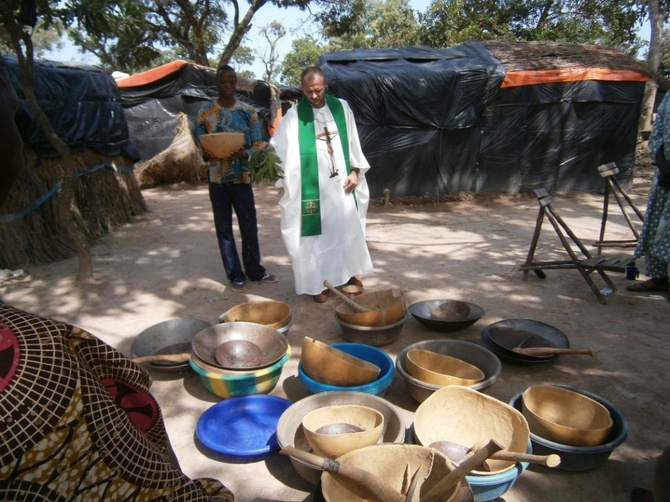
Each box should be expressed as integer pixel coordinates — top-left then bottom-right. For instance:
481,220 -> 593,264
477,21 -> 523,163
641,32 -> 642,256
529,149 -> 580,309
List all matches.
0,55 -> 147,268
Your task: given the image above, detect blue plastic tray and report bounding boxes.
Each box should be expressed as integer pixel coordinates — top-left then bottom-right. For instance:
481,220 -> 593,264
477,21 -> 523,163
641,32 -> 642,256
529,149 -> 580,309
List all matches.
197,394 -> 292,456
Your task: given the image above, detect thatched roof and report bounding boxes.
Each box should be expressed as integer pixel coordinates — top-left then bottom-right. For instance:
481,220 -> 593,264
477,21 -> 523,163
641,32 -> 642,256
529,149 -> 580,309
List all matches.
483,41 -> 650,74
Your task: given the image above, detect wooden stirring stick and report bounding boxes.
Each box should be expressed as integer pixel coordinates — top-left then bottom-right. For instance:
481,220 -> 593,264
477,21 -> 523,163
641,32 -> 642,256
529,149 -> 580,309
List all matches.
280,446 -> 405,502
512,347 -> 596,357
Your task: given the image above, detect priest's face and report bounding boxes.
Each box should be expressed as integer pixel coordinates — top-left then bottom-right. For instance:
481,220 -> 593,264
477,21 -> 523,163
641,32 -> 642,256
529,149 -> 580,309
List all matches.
302,73 -> 327,109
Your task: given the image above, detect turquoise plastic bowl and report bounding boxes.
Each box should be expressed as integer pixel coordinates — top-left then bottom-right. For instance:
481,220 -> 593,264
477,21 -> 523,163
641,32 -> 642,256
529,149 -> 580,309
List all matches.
465,444 -> 530,502
298,342 -> 394,395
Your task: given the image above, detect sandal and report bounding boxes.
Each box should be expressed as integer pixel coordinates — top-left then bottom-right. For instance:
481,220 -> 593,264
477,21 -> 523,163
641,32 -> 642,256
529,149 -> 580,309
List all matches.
626,279 -> 668,292
347,276 -> 364,290
313,290 -> 329,303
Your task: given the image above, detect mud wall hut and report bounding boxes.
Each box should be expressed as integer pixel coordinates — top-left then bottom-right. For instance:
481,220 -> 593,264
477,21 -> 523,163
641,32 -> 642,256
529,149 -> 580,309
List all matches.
0,55 -> 146,269
319,41 -> 651,198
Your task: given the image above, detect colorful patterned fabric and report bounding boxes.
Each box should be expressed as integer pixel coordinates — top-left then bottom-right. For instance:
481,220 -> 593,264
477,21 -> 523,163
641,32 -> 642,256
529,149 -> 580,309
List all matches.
0,303 -> 233,501
195,100 -> 262,185
635,93 -> 670,276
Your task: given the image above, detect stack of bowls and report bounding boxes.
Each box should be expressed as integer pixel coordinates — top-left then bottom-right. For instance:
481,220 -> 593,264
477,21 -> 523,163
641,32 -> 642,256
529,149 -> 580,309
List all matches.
189,322 -> 290,399
298,339 -> 395,396
413,386 -> 531,502
509,385 -> 628,471
396,340 -> 501,402
276,391 -> 406,484
334,289 -> 407,346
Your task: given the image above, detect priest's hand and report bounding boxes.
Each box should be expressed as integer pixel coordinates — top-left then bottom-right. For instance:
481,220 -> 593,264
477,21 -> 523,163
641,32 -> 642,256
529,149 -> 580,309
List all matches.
343,171 -> 358,193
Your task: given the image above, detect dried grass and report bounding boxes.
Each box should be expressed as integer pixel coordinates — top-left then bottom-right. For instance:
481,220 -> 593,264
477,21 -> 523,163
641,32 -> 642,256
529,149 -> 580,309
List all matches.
0,149 -> 147,268
135,113 -> 207,188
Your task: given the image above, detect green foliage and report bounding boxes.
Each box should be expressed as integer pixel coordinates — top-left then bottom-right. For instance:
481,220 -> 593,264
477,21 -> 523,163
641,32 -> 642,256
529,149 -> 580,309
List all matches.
281,36 -> 325,85
416,0 -> 647,53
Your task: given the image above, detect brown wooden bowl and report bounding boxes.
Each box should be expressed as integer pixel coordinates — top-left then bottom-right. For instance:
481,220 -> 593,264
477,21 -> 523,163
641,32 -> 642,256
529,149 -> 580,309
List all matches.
219,300 -> 291,330
300,337 -> 381,386
302,405 -> 384,459
335,288 -> 406,327
199,131 -> 245,158
320,444 -> 469,502
406,348 -> 485,386
414,386 -> 529,475
521,385 -> 613,447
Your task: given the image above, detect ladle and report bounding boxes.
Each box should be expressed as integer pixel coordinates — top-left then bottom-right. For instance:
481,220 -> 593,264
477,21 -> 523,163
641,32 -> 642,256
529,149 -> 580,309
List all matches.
323,280 -> 371,313
280,445 -> 406,502
429,440 -> 561,468
512,347 -> 596,357
215,339 -> 264,368
420,439 -> 503,502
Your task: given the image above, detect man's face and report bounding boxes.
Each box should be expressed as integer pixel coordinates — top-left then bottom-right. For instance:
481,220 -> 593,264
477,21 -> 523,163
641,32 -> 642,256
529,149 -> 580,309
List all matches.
302,73 -> 327,108
216,70 -> 237,99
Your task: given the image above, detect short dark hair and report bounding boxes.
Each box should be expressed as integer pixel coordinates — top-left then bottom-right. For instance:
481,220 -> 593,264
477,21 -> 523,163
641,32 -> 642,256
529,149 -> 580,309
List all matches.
300,66 -> 324,84
216,64 -> 236,79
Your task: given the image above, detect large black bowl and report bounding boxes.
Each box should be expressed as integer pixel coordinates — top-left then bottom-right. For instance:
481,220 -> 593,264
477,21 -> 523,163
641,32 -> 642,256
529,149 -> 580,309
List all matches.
481,318 -> 569,364
509,386 -> 628,471
408,300 -> 485,332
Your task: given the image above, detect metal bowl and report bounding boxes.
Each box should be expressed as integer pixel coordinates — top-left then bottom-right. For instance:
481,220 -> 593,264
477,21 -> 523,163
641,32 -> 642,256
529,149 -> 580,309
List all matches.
276,391 -> 407,485
408,300 -> 485,332
131,318 -> 211,372
334,312 -> 408,346
396,339 -> 501,403
481,318 -> 569,364
192,322 -> 289,370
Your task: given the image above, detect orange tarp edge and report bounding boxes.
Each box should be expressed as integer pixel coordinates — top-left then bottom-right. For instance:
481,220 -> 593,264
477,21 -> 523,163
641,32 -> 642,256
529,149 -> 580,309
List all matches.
501,67 -> 651,88
116,60 -> 215,88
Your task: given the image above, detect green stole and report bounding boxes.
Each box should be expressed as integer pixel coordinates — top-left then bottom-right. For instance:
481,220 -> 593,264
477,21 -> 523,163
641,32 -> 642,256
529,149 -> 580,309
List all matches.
297,95 -> 351,236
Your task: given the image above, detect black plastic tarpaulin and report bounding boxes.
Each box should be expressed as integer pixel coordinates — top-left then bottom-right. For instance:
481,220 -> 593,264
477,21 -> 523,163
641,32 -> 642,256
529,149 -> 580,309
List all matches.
2,54 -> 139,160
318,42 -> 649,197
117,61 -> 274,161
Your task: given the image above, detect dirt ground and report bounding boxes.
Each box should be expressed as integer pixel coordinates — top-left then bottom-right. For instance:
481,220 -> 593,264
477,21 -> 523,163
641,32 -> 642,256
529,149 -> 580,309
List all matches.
1,157 -> 668,502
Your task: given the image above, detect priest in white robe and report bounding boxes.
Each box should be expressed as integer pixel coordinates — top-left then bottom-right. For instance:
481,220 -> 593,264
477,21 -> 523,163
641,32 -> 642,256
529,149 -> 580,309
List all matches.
272,67 -> 374,301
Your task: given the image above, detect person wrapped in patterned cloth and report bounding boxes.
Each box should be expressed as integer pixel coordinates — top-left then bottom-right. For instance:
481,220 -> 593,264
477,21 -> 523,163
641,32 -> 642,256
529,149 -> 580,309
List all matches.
0,302 -> 234,501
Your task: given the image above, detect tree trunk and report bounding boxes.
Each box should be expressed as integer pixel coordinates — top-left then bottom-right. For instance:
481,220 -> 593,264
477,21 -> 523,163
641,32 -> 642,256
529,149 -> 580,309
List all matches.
640,0 -> 666,138
7,20 -> 94,281
218,0 -> 268,67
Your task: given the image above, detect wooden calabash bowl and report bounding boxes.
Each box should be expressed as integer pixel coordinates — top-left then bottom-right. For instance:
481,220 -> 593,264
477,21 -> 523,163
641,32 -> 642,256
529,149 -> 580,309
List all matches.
200,131 -> 245,158
320,443 -> 467,502
521,385 -> 613,447
301,337 -> 381,386
414,386 -> 530,475
302,405 -> 384,459
220,300 -> 291,330
335,288 -> 406,327
406,349 -> 485,386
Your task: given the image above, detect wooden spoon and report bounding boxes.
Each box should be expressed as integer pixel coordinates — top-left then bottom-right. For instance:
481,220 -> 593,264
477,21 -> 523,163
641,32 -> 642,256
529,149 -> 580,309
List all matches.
512,347 -> 596,357
280,445 -> 405,502
323,279 -> 371,313
429,441 -> 561,468
420,439 -> 503,502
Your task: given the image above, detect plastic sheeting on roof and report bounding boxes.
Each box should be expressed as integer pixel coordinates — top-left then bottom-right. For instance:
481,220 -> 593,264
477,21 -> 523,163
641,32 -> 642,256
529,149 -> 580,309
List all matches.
319,42 -> 646,197
2,54 -> 139,160
117,62 -> 274,161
